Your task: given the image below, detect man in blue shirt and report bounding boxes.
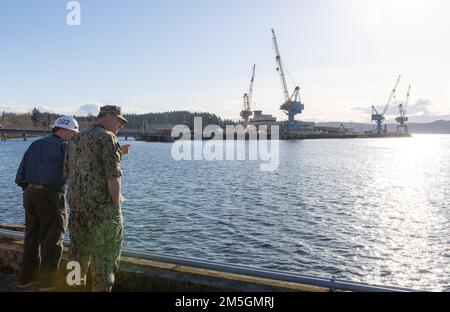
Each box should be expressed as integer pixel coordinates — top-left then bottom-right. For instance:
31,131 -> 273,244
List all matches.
15,116 -> 79,291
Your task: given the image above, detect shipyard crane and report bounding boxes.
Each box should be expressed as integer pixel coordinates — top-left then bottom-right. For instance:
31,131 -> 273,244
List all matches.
371,75 -> 401,134
396,84 -> 410,134
272,29 -> 304,130
240,64 -> 256,128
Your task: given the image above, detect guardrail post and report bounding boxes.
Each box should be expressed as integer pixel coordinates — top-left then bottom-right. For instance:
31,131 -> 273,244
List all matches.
329,275 -> 336,292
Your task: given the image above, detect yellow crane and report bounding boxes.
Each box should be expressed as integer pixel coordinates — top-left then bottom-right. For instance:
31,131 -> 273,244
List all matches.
396,84 -> 410,134
240,64 -> 256,128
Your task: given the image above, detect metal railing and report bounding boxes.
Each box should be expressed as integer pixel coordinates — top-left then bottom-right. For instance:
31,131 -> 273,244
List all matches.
0,228 -> 423,292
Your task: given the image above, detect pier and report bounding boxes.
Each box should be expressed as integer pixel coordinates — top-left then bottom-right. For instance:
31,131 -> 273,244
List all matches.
0,224 -> 420,292
0,127 -> 412,142
0,128 -> 153,141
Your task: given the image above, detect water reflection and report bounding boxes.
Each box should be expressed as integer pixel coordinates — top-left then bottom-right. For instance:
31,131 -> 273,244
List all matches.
1,135 -> 449,291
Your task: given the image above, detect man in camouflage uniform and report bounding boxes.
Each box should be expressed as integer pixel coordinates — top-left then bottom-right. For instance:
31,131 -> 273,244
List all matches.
64,106 -> 130,292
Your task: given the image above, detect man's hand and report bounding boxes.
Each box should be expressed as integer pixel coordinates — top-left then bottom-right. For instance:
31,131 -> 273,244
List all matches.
122,144 -> 131,155
107,177 -> 122,208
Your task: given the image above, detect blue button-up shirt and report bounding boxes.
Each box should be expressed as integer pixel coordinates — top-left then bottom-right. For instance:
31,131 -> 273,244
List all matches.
15,134 -> 67,192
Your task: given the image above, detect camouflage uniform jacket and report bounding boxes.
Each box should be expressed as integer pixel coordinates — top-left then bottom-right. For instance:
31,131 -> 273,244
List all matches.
64,124 -> 123,220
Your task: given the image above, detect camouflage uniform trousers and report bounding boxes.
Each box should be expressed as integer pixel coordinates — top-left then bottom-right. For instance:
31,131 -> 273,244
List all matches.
68,200 -> 123,292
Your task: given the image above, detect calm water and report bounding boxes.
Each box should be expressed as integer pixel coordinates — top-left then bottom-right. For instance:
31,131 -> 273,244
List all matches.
1,135 -> 449,291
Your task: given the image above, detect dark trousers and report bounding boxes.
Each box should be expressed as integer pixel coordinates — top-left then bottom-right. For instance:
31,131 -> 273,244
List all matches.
20,188 -> 67,285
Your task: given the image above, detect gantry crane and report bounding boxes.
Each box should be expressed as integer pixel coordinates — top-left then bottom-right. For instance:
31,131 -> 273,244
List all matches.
396,84 -> 410,134
272,29 -> 304,130
372,75 -> 401,134
240,64 -> 256,128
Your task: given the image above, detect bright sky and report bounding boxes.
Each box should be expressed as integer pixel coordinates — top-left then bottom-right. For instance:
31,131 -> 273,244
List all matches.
1,0 -> 449,123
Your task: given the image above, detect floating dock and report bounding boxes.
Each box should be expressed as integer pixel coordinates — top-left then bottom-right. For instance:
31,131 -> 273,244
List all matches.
134,128 -> 412,142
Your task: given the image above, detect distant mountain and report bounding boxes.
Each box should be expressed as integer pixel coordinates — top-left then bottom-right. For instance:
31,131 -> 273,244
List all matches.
408,120 -> 450,134
316,120 -> 450,134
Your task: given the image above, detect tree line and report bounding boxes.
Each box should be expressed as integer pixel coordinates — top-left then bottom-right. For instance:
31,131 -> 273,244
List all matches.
0,108 -> 237,130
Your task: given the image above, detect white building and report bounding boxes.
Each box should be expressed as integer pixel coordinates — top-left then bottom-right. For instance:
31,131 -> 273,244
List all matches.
249,111 -> 278,127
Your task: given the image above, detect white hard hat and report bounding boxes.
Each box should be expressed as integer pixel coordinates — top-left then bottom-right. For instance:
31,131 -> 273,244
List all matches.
51,116 -> 79,133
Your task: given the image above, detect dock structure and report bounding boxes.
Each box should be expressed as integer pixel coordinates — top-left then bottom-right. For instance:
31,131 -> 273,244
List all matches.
0,225 -> 420,292
0,126 -> 412,143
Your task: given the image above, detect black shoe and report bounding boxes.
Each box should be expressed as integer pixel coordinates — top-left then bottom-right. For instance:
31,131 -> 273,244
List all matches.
17,278 -> 38,289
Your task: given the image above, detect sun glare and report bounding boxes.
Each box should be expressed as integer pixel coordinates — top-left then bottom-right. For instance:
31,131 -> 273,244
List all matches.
355,0 -> 443,28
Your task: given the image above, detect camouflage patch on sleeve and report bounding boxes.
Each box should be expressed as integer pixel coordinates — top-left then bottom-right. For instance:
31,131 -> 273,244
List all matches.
102,132 -> 123,179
